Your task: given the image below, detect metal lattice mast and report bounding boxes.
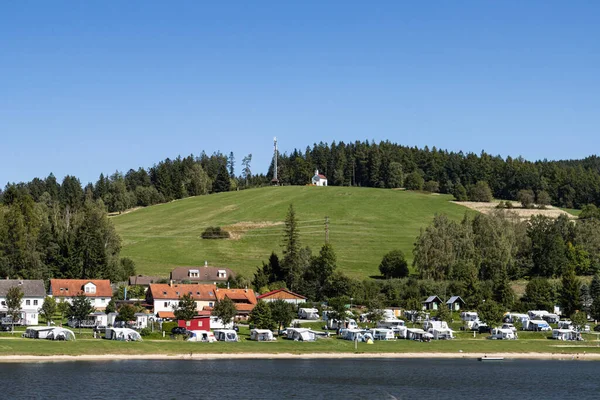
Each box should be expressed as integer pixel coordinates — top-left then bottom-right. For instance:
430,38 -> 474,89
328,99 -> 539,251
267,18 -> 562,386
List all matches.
273,137 -> 278,183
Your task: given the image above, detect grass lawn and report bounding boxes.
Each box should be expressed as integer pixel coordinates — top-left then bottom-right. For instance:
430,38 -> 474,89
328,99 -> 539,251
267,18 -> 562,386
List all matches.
113,186 -> 470,279
560,207 -> 581,216
1,333 -> 600,356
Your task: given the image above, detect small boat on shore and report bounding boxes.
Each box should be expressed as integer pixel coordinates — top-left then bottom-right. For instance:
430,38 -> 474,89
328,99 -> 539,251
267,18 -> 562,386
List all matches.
478,356 -> 504,361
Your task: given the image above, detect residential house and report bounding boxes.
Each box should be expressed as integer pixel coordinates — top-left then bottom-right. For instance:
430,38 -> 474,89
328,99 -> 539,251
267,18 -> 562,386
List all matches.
170,262 -> 235,284
257,288 -> 307,305
215,288 -> 257,317
446,296 -> 465,311
311,170 -> 328,186
0,280 -> 45,326
178,315 -> 210,331
146,283 -> 217,319
422,296 -> 443,311
49,279 -> 113,310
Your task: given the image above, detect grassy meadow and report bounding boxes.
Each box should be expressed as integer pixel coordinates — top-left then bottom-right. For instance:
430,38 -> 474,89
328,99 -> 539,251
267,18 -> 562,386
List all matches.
112,186 -> 470,279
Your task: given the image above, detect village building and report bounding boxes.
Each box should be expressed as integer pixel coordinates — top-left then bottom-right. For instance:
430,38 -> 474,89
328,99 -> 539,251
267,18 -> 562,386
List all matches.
311,170 -> 328,186
257,288 -> 307,305
0,280 -> 46,326
446,296 -> 466,311
215,288 -> 257,317
170,262 -> 235,284
146,283 -> 217,319
49,279 -> 113,311
422,295 -> 443,311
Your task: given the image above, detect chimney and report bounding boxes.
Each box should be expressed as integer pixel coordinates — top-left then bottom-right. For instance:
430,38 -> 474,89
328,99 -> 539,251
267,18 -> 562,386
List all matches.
315,169 -> 318,176
204,261 -> 208,267
169,280 -> 173,287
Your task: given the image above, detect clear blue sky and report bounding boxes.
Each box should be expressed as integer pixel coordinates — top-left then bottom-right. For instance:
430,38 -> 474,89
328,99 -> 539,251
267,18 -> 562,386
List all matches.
1,1 -> 599,185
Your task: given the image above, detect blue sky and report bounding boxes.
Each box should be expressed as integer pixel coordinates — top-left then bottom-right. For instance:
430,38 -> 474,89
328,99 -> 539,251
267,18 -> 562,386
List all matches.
1,1 -> 599,185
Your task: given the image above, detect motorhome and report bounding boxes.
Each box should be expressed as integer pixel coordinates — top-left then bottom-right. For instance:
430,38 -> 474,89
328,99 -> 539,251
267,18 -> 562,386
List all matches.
370,328 -> 395,341
22,326 -> 56,339
423,320 -> 449,331
503,313 -> 529,324
285,327 -> 317,341
376,319 -> 405,333
298,308 -> 320,320
527,310 -> 549,320
489,328 -> 516,340
187,330 -> 216,343
250,329 -> 275,341
460,312 -> 478,322
523,319 -> 551,331
552,329 -> 582,341
213,329 -> 238,342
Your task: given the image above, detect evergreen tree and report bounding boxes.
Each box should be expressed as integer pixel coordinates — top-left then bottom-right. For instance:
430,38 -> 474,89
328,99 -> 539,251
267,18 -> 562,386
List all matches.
249,301 -> 275,330
213,163 -> 231,193
560,264 -> 581,317
269,300 -> 295,332
492,268 -> 515,309
478,300 -> 503,329
590,274 -> 600,320
281,204 -> 301,291
39,296 -> 57,325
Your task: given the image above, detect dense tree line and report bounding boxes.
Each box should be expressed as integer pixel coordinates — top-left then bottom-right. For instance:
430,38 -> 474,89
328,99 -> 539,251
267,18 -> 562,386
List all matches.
0,186 -> 132,281
413,211 -> 600,281
269,141 -> 600,208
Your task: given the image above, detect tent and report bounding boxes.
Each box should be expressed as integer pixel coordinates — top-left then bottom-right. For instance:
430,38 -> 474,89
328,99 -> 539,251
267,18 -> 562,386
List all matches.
46,327 -> 76,341
105,327 -> 142,341
187,330 -> 216,343
285,328 -> 317,342
213,329 -> 238,342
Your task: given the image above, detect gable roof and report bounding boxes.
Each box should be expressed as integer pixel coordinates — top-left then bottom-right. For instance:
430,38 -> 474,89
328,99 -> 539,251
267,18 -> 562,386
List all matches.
129,275 -> 165,286
50,279 -> 113,297
446,296 -> 465,304
257,288 -> 307,301
0,280 -> 45,297
215,288 -> 257,304
423,296 -> 442,304
170,266 -> 235,282
148,283 -> 217,301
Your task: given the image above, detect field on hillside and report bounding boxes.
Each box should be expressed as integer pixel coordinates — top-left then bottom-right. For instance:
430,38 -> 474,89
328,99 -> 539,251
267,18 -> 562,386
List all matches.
113,186 -> 470,279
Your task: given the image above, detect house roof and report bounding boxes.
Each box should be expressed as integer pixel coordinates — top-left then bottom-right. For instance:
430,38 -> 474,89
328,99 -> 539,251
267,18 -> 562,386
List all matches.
257,288 -> 307,301
157,311 -> 175,319
148,283 -> 217,301
0,280 -> 45,297
446,296 -> 465,304
215,288 -> 257,304
423,296 -> 442,304
50,279 -> 113,297
128,275 -> 165,286
170,266 -> 235,282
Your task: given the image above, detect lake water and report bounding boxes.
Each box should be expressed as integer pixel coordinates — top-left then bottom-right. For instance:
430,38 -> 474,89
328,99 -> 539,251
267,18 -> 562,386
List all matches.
0,358 -> 599,399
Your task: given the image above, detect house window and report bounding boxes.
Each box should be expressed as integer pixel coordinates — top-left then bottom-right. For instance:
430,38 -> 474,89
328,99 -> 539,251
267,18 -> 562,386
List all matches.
101,298 -> 105,304
33,300 -> 38,306
26,300 -> 30,306
209,302 -> 214,307
1,301 -> 5,306
163,291 -> 167,295
164,302 -> 168,307
189,269 -> 200,278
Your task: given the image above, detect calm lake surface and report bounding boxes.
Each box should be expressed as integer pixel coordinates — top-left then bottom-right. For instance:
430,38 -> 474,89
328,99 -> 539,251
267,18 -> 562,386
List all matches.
0,358 -> 599,399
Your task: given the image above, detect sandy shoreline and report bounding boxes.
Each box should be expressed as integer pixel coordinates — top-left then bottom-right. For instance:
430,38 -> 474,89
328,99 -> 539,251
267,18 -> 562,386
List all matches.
0,352 -> 598,363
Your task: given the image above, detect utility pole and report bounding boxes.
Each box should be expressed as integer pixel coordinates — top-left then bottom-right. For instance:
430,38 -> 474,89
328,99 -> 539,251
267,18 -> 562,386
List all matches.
325,216 -> 329,243
271,137 -> 279,186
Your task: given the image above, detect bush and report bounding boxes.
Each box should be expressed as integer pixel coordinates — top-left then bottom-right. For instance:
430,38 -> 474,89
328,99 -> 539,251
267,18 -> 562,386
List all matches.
201,226 -> 230,239
162,321 -> 178,333
140,327 -> 152,337
423,180 -> 440,193
467,181 -> 493,202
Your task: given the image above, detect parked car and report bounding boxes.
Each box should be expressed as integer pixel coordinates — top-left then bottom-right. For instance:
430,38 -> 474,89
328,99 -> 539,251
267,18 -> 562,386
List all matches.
171,327 -> 187,335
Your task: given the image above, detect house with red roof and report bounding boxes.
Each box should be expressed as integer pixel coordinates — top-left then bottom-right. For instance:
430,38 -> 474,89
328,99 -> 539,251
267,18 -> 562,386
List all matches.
214,288 -> 257,317
311,169 -> 328,186
257,288 -> 307,305
146,283 -> 217,319
49,279 -> 113,310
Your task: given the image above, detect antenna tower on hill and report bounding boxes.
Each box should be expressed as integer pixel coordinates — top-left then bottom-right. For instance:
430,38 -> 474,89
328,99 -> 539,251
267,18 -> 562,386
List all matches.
271,137 -> 279,186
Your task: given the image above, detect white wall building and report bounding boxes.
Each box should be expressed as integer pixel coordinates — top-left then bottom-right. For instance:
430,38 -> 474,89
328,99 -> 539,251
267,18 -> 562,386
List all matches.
49,279 -> 113,310
311,170 -> 328,186
0,280 -> 46,326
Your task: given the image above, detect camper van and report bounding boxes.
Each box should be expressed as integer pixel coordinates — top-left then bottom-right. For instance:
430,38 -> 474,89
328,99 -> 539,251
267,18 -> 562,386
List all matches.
423,320 -> 449,331
213,329 -> 238,342
460,312 -> 479,322
298,308 -> 320,320
527,310 -> 549,320
489,328 -> 516,340
503,313 -> 529,324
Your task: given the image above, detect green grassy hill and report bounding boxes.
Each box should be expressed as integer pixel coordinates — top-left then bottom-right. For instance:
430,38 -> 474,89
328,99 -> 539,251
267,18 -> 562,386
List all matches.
113,186 -> 471,279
